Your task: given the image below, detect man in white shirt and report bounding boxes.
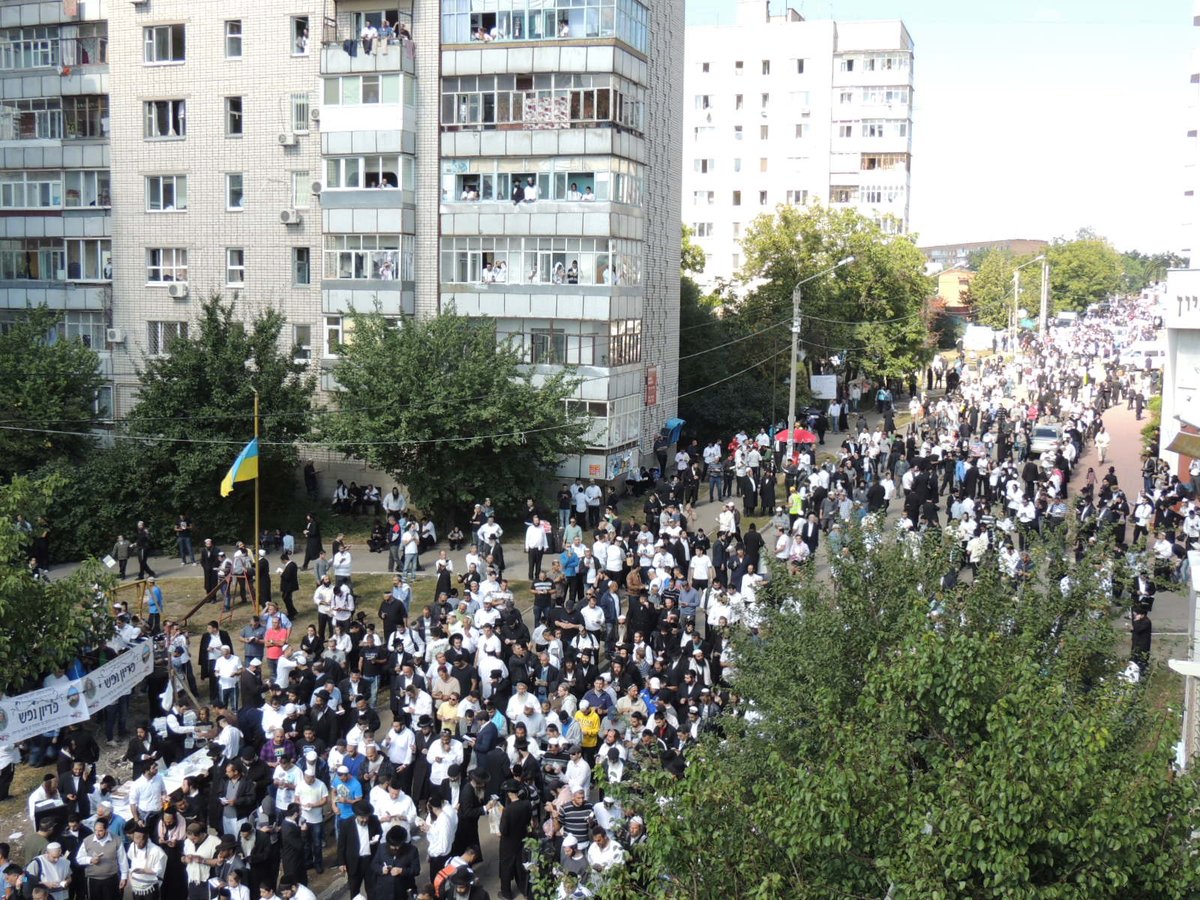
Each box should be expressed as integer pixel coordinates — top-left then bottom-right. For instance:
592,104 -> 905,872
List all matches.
127,762 -> 168,827
213,645 -> 243,711
369,779 -> 418,833
525,515 -> 548,581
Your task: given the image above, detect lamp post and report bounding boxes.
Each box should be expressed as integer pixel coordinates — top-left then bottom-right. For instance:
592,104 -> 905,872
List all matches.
1009,255 -> 1045,355
785,256 -> 855,461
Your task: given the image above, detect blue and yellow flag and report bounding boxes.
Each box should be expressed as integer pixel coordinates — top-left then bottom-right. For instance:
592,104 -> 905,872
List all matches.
220,438 -> 259,497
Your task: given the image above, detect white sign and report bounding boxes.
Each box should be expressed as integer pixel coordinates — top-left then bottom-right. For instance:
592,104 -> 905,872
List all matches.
809,375 -> 838,400
0,680 -> 90,746
83,644 -> 155,714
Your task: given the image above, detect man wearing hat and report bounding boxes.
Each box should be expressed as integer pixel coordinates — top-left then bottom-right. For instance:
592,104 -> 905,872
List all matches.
125,826 -> 166,900
370,825 -> 419,898
497,779 -> 532,900
25,840 -> 71,900
336,800 -> 380,899
559,832 -> 589,880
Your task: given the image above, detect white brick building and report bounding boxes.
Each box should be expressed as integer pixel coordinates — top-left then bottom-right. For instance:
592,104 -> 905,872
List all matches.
683,0 -> 913,288
0,0 -> 682,480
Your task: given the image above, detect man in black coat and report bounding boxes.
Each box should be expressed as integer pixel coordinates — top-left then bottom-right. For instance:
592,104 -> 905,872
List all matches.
336,801 -> 381,898
200,539 -> 222,596
279,552 -> 300,618
497,780 -> 532,900
741,523 -> 765,571
279,803 -> 307,886
371,825 -> 421,899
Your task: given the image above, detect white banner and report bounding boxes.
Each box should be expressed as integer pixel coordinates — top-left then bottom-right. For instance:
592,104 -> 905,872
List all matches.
0,680 -> 90,746
83,644 -> 155,714
809,374 -> 838,400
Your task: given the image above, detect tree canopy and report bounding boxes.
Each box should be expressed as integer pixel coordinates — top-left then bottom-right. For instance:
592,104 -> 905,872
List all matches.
321,309 -> 589,521
964,250 -> 1044,330
0,474 -> 111,692
599,530 -> 1200,898
737,205 -> 935,381
681,224 -> 706,275
43,295 -> 315,557
1047,233 -> 1123,313
0,306 -> 103,477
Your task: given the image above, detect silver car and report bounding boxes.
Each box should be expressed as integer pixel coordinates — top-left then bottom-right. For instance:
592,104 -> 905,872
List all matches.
1028,423 -> 1063,456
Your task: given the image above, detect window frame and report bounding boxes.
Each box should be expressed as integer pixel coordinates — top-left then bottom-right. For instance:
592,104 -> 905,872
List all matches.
226,173 -> 245,211
226,247 -> 245,286
143,24 -> 186,65
225,20 -> 243,59
144,174 -> 187,212
225,96 -> 243,137
144,99 -> 186,140
145,247 -> 188,285
292,247 -> 311,285
147,320 -> 189,356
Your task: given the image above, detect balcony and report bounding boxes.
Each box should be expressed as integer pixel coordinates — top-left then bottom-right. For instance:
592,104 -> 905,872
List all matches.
320,39 -> 415,76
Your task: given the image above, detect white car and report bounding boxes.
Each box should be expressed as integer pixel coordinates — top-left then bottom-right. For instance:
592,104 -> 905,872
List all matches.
1028,424 -> 1063,456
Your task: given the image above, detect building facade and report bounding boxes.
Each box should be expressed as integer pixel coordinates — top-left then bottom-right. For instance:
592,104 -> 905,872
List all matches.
0,0 -> 112,409
683,0 -> 913,288
0,0 -> 681,480
919,237 -> 1048,273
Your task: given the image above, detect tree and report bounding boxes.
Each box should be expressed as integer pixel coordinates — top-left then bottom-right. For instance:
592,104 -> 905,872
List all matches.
0,474 -> 112,692
1047,234 -> 1123,313
964,250 -> 1043,330
0,306 -> 103,477
45,296 -> 315,557
737,205 -> 935,383
681,224 -> 706,275
321,309 -> 589,521
1121,250 -> 1187,295
597,530 -> 1200,898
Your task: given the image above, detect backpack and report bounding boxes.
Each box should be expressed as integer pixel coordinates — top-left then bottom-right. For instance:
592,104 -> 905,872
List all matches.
433,862 -> 458,896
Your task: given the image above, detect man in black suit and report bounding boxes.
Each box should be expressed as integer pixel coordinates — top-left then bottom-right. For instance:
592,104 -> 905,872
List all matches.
200,538 -> 222,595
61,760 -> 94,819
336,800 -> 381,899
800,513 -> 821,556
498,779 -> 532,900
279,552 -> 300,619
124,725 -> 166,778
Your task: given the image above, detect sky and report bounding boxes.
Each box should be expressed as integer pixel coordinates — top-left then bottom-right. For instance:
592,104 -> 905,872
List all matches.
685,0 -> 1194,252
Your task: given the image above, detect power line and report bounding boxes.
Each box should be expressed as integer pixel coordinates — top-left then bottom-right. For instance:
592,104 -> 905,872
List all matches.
677,347 -> 790,400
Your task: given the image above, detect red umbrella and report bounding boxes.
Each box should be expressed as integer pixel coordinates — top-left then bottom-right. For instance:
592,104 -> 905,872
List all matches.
786,427 -> 818,444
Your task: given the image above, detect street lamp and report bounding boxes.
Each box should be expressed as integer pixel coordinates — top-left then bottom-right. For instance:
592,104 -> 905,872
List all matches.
1009,255 -> 1045,354
785,255 -> 855,461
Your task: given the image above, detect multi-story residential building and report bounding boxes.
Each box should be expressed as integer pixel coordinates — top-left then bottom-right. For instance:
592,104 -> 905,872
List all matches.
0,0 -> 112,409
920,238 -> 1048,273
683,0 -> 913,288
2,0 -> 681,481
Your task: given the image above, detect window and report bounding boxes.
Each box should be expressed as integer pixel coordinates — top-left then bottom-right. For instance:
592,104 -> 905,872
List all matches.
734,126 -> 743,140
838,124 -> 852,138
732,191 -> 741,206
839,91 -> 852,105
293,324 -> 312,361
63,96 -> 107,138
733,158 -> 742,172
0,238 -> 63,279
64,169 -> 109,207
441,157 -> 640,204
145,175 -> 187,211
0,171 -> 62,209
795,124 -> 808,138
441,235 -> 641,286
693,126 -> 715,141
291,171 -> 311,209
694,159 -> 714,174
732,253 -> 740,269
735,94 -> 743,111
795,58 -> 805,74
692,191 -> 714,205
760,93 -> 769,109
693,223 -> 712,238
734,60 -> 743,75
292,247 -> 311,285
225,96 -> 243,136
145,248 -> 187,283
147,321 -> 188,355
144,24 -> 185,64
441,0 -> 646,51
325,234 -> 409,281
761,59 -> 770,75
325,155 -> 403,189
732,222 -> 741,238
226,248 -> 245,286
760,125 -> 768,139
759,158 -> 768,173
444,72 -> 644,132
830,186 -> 856,203
0,26 -> 60,70
226,173 -> 244,210
291,16 -> 310,55
608,319 -> 642,366
700,62 -> 709,73
327,73 -> 401,105
65,239 -> 110,281
225,20 -> 242,58
144,100 -> 186,139
0,98 -> 62,140
786,190 -> 808,205
759,190 -> 768,206
291,93 -> 310,133
839,58 -> 854,72
324,316 -> 342,357
694,95 -> 711,110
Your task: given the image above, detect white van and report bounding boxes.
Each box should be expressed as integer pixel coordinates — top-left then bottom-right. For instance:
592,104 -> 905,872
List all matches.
1121,341 -> 1166,370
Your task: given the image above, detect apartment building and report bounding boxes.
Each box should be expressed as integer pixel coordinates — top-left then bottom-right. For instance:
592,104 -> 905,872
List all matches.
683,0 -> 913,287
0,0 -> 112,410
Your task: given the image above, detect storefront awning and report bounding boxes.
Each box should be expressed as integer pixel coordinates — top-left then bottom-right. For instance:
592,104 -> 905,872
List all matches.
1167,431 -> 1200,460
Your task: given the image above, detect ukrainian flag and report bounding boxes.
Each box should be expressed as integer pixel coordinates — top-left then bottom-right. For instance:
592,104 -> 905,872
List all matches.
220,438 -> 259,497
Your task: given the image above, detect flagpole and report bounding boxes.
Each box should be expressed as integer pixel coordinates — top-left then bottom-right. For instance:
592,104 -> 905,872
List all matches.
253,387 -> 260,616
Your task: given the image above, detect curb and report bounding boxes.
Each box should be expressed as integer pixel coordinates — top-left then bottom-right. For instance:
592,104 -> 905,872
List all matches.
316,874 -> 348,900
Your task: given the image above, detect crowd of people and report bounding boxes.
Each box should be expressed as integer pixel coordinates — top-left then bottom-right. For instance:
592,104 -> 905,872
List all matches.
3,294 -> 1196,900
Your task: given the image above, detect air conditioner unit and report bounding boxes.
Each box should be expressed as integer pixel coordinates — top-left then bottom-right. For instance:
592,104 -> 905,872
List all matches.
280,209 -> 303,225
167,282 -> 189,299
799,107 -> 811,117
309,108 -> 320,122
105,327 -> 124,344
278,132 -> 298,146
310,180 -> 323,195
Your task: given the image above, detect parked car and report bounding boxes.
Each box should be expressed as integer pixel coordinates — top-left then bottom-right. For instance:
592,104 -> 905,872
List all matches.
1029,423 -> 1063,456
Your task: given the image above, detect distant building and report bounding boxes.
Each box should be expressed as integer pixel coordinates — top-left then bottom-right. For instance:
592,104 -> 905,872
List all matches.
683,1 -> 914,288
920,238 -> 1047,271
934,266 -> 974,316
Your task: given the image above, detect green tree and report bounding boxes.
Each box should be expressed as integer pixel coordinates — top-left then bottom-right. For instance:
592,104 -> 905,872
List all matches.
1047,233 -> 1123,313
321,309 -> 588,521
737,204 -> 935,383
0,474 -> 112,692
1121,250 -> 1187,294
45,296 -> 315,556
596,531 -> 1200,898
965,250 -> 1043,330
681,224 -> 706,275
0,306 -> 103,477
